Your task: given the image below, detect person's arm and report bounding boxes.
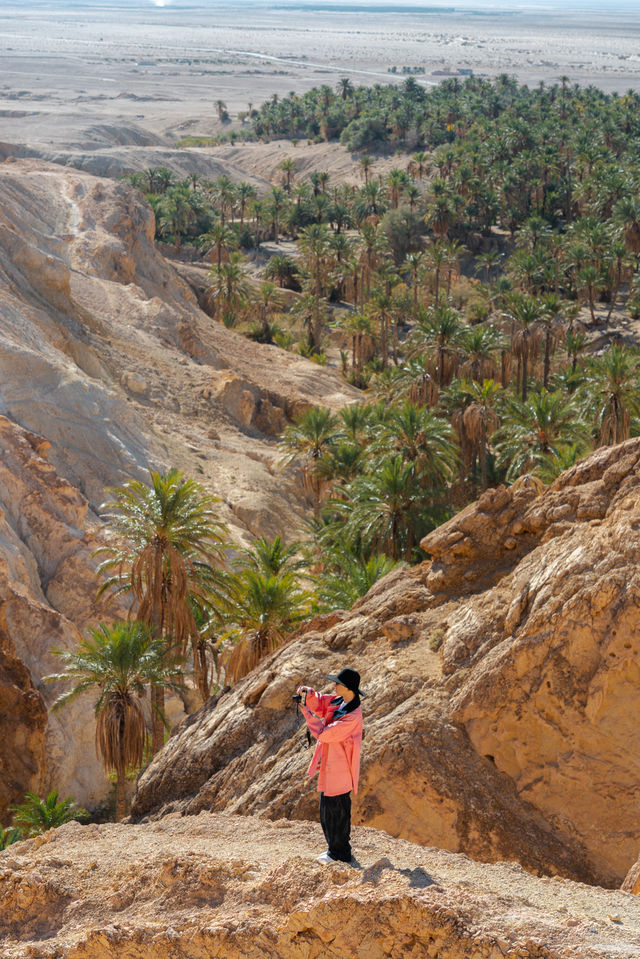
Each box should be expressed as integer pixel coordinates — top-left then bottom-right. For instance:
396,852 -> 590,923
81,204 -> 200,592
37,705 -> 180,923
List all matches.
297,687 -> 330,739
301,709 -> 325,739
317,710 -> 361,743
298,687 -> 332,716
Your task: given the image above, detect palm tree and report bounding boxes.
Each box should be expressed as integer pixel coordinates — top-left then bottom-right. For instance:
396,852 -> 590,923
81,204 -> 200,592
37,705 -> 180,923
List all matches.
317,440 -> 366,485
336,455 -> 434,561
403,251 -> 425,312
155,189 -> 195,249
374,400 -> 458,486
408,151 -> 430,181
222,569 -> 310,684
233,535 -> 306,577
236,182 -> 257,225
422,239 -> 450,307
505,294 -> 544,402
338,402 -> 372,443
209,175 -> 237,225
613,195 -> 640,256
359,155 -> 374,185
95,469 -> 228,749
46,622 -> 180,820
263,253 -> 299,289
269,186 -> 287,242
461,379 -> 502,489
494,389 -> 588,482
252,281 -> 283,342
280,407 -> 340,517
279,158 -> 296,192
208,254 -> 250,324
539,294 -> 566,389
298,223 -> 332,348
410,305 -> 465,388
9,791 -> 89,836
386,168 -> 407,209
369,290 -> 394,370
315,551 -> 400,611
201,222 -> 237,269
459,323 -> 501,383
337,77 -> 354,100
582,344 -> 640,446
0,826 -> 23,849
335,310 -> 374,388
475,250 -> 502,284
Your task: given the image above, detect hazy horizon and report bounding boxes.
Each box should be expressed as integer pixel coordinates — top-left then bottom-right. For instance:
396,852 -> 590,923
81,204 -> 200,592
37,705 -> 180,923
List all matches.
11,0 -> 640,9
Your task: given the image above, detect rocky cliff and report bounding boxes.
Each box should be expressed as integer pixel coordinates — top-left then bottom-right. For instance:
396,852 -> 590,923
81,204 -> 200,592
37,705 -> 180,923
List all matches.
0,157 -> 356,816
131,439 -> 640,889
2,812 -> 640,959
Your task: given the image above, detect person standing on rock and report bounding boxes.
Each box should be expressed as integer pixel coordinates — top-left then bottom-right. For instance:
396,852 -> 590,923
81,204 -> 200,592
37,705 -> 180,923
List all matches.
296,667 -> 364,865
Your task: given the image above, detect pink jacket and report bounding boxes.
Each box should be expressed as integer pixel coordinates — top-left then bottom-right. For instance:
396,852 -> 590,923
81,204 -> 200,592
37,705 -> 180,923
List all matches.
301,689 -> 363,796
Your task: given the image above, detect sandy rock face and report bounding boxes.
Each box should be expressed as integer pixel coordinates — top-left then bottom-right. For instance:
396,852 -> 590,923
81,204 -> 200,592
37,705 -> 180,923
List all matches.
0,157 -> 355,520
2,813 -> 640,959
0,157 -> 356,812
0,417 -> 115,820
132,440 -> 640,888
0,628 -> 47,817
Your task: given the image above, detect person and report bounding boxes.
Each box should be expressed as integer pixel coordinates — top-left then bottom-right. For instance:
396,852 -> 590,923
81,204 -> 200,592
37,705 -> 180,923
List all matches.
297,666 -> 365,865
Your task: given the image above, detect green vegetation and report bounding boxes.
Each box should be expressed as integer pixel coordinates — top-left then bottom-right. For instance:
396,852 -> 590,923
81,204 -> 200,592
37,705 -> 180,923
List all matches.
94,470 -> 228,738
6,791 -> 89,839
17,75 -> 639,823
46,622 -> 182,821
122,76 -> 640,561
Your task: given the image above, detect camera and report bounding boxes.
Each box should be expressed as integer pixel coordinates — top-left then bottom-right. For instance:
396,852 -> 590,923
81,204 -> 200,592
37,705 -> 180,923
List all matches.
292,690 -> 307,706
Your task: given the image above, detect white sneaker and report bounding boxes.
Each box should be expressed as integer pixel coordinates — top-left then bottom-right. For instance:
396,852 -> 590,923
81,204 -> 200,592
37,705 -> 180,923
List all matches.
316,851 -> 336,864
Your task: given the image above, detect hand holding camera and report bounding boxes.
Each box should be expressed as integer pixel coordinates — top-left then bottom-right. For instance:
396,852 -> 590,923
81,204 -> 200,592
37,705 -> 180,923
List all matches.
292,685 -> 310,706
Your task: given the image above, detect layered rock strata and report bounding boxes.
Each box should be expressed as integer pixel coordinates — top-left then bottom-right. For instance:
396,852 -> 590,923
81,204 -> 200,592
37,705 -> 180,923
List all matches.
0,157 -> 355,813
132,440 -> 640,888
2,813 -> 640,959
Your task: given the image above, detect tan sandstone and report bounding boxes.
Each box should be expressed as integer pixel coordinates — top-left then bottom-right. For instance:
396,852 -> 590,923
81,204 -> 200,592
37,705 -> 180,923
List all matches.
0,157 -> 356,814
2,813 -> 640,959
132,439 -> 640,889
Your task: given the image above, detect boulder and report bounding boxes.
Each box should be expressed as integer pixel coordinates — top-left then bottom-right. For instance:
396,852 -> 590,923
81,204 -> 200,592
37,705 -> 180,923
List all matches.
132,439 -> 640,888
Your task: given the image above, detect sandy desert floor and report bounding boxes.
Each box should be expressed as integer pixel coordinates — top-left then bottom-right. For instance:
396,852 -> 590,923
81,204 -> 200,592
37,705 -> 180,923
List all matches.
2,2 -> 640,153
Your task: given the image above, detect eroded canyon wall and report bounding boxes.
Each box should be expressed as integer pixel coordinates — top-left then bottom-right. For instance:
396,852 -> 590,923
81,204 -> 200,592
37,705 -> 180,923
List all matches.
131,440 -> 640,888
0,157 -> 356,816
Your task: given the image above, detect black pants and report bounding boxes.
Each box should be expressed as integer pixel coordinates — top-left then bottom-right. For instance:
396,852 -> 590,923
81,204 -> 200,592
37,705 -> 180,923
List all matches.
319,791 -> 352,862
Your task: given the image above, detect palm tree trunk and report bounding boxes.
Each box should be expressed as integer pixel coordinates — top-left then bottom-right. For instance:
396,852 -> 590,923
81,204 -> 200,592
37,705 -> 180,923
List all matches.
480,422 -> 488,490
522,351 -> 528,403
116,755 -> 126,822
606,279 -> 620,322
544,329 -> 551,389
151,684 -> 165,754
438,346 -> 445,387
381,315 -> 388,370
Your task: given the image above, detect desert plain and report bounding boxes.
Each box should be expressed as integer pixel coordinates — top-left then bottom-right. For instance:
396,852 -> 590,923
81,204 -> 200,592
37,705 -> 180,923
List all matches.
2,0 -> 640,157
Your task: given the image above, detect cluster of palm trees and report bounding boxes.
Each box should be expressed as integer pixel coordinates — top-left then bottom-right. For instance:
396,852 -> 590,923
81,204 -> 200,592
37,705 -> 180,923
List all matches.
29,467 -> 398,822
54,73 -> 639,822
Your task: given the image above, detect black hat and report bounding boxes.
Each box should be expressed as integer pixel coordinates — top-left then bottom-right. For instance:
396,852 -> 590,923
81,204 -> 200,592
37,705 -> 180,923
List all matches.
326,667 -> 366,698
